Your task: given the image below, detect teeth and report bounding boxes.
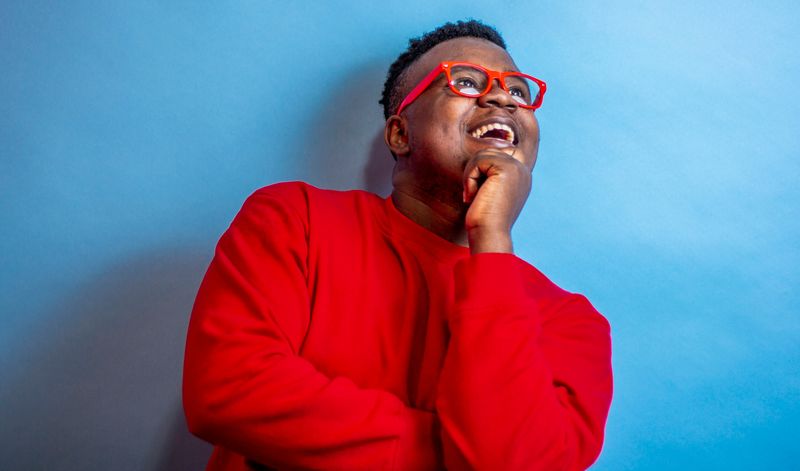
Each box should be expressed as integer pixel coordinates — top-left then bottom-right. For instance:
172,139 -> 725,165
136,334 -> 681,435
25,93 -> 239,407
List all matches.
470,123 -> 515,143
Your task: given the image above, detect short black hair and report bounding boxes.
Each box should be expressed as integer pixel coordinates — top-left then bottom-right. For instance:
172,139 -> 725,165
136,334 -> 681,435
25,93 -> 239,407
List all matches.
380,20 -> 506,119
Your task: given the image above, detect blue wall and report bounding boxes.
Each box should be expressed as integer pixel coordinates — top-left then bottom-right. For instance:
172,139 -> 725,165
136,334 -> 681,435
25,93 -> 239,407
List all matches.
2,1 -> 798,469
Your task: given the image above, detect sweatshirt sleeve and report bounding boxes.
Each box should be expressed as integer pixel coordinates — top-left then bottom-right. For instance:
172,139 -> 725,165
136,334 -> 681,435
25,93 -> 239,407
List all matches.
182,184 -> 439,470
436,253 -> 613,471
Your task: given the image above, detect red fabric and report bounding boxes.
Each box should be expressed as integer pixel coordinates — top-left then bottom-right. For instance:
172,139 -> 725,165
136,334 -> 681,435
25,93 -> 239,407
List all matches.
183,182 -> 613,470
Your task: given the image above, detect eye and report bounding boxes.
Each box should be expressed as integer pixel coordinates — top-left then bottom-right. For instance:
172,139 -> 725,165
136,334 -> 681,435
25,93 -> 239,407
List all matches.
455,77 -> 478,88
507,87 -> 529,105
508,87 -> 525,98
504,75 -> 535,105
449,65 -> 488,96
452,77 -> 482,95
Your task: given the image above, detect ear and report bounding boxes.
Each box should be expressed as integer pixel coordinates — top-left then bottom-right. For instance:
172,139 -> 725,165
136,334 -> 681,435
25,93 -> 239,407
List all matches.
384,115 -> 410,157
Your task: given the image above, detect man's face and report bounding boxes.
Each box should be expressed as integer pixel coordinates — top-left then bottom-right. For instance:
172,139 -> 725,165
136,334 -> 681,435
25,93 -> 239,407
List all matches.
391,37 -> 540,192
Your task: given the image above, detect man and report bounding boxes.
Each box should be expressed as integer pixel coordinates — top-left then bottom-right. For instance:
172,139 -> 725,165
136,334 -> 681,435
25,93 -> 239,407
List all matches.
183,20 -> 613,471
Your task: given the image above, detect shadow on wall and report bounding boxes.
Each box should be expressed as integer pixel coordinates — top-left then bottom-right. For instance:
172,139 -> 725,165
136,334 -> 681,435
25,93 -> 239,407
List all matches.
301,60 -> 395,196
0,246 -> 213,470
0,61 -> 399,471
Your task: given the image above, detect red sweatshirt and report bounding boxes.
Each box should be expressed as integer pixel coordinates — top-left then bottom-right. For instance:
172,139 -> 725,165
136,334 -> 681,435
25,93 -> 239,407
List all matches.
183,181 -> 612,470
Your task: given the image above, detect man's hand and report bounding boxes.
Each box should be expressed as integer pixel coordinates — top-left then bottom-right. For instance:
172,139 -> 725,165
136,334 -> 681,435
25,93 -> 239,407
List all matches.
462,149 -> 532,254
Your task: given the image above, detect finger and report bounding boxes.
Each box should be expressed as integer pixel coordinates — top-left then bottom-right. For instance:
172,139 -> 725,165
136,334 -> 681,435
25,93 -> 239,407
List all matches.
463,161 -> 483,203
463,155 -> 502,203
463,155 -> 492,203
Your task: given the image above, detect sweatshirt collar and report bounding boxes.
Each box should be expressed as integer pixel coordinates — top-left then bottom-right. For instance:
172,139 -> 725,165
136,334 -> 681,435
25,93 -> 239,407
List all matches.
382,195 -> 470,261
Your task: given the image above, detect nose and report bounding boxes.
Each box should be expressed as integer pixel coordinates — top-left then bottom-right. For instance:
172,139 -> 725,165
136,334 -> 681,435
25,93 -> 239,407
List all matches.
477,78 -> 519,111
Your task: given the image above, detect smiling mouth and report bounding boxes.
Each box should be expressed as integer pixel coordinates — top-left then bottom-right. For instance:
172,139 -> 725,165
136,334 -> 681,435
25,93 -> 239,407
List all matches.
469,123 -> 517,145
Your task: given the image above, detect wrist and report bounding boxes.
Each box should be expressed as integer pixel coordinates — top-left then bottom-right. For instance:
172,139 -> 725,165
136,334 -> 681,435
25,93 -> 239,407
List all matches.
467,227 -> 513,254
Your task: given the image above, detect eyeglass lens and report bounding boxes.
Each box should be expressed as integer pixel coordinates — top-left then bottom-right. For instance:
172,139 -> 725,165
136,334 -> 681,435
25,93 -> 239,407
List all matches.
448,65 -> 540,106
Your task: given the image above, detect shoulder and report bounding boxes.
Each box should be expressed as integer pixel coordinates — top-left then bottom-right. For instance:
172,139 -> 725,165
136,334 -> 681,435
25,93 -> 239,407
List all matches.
520,260 -> 611,333
248,181 -> 381,210
240,181 -> 384,229
247,181 -> 313,208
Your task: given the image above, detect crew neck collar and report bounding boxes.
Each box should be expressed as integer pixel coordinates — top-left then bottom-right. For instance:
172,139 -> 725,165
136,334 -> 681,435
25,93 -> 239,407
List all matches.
382,194 -> 470,260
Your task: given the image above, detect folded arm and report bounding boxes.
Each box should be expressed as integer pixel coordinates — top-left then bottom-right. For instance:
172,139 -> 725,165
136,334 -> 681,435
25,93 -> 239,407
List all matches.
183,186 -> 439,470
436,254 -> 613,471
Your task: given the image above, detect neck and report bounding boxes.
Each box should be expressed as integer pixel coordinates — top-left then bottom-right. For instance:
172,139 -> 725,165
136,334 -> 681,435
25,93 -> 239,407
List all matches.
390,185 -> 468,247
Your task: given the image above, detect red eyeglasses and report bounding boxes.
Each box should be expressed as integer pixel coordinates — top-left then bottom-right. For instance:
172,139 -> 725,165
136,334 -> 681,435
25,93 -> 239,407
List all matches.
396,61 -> 547,115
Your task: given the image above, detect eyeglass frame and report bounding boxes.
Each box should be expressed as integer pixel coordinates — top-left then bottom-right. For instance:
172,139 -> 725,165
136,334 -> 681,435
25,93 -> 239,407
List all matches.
395,61 -> 547,115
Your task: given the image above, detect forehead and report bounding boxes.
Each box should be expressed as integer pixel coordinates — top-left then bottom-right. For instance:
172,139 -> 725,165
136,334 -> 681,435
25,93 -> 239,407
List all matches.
405,37 -> 518,86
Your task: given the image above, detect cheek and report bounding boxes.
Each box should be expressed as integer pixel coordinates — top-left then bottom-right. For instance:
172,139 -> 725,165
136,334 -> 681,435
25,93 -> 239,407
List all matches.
518,116 -> 540,168
409,123 -> 450,149
432,103 -> 466,135
421,110 -> 467,150
525,112 -> 540,132
405,98 -> 472,156
523,116 -> 540,146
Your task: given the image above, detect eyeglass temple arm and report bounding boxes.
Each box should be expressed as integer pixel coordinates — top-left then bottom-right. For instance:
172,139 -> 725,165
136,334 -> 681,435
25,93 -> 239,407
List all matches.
395,64 -> 446,115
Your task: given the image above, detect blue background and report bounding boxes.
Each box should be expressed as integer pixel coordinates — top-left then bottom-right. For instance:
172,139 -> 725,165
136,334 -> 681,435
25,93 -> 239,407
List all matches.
2,1 -> 798,469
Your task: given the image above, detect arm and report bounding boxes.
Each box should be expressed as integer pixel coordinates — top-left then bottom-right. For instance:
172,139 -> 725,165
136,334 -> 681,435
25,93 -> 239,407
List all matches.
439,152 -> 613,469
436,254 -> 613,470
183,185 -> 439,470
